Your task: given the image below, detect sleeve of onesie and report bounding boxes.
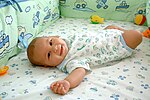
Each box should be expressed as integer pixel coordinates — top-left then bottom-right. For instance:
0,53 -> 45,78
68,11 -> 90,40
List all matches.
65,59 -> 92,74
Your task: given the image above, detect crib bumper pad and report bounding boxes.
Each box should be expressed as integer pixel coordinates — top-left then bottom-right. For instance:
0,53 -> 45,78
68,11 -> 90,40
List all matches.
0,0 -> 60,66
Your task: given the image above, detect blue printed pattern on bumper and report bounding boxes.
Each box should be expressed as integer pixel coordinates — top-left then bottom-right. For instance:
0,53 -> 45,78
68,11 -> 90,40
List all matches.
0,0 -> 28,12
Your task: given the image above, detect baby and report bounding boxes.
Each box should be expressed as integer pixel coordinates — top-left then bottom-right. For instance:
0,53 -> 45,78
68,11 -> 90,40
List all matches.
27,25 -> 142,95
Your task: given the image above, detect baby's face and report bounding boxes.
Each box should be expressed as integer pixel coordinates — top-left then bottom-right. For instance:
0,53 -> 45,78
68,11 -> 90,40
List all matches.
33,36 -> 68,67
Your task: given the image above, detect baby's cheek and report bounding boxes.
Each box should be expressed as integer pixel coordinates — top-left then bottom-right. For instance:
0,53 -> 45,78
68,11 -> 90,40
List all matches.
52,57 -> 63,66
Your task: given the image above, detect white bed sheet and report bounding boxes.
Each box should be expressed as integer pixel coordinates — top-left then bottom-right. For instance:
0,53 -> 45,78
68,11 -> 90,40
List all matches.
0,18 -> 150,100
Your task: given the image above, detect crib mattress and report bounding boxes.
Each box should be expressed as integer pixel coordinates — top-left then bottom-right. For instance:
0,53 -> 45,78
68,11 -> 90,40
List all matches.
0,18 -> 150,100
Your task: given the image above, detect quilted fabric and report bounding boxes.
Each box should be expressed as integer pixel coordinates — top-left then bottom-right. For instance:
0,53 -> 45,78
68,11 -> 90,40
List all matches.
0,0 -> 60,66
60,0 -> 147,22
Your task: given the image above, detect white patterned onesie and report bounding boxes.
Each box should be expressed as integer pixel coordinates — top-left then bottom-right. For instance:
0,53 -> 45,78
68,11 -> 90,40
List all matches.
57,29 -> 133,73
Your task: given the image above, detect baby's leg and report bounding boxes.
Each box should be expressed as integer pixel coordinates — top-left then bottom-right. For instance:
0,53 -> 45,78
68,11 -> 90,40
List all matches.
104,25 -> 142,49
122,30 -> 142,49
104,25 -> 125,31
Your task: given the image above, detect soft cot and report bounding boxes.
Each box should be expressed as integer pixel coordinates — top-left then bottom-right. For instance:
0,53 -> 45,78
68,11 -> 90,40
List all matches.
0,0 -> 150,100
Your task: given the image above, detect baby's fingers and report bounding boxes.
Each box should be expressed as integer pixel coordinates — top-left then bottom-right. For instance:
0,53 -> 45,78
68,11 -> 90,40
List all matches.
61,87 -> 68,95
57,84 -> 66,95
53,83 -> 60,93
50,83 -> 58,93
50,82 -> 57,89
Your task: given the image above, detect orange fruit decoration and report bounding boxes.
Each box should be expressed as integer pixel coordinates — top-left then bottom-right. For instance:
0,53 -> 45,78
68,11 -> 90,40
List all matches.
0,66 -> 9,76
143,27 -> 150,38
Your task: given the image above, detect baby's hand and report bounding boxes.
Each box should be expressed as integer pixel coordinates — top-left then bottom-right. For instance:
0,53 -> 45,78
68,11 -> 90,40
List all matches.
50,80 -> 70,95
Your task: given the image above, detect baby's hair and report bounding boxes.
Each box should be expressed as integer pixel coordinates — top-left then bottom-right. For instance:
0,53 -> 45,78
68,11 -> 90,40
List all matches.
27,37 -> 43,65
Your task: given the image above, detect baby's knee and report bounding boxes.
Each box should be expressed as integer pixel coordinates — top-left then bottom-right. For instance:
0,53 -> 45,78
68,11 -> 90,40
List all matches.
123,30 -> 143,49
131,30 -> 142,43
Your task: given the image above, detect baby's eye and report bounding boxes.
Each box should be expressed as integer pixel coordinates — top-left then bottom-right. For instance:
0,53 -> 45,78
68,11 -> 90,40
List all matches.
48,52 -> 51,58
49,39 -> 52,46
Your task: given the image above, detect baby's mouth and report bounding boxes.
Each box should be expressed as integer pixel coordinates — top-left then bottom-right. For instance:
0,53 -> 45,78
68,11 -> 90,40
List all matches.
60,45 -> 63,56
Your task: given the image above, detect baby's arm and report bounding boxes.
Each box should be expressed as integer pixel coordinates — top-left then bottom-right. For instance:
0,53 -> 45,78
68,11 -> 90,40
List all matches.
50,67 -> 87,95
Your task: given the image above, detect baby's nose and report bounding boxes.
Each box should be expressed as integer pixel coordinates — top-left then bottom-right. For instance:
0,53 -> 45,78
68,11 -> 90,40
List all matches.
52,45 -> 59,53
